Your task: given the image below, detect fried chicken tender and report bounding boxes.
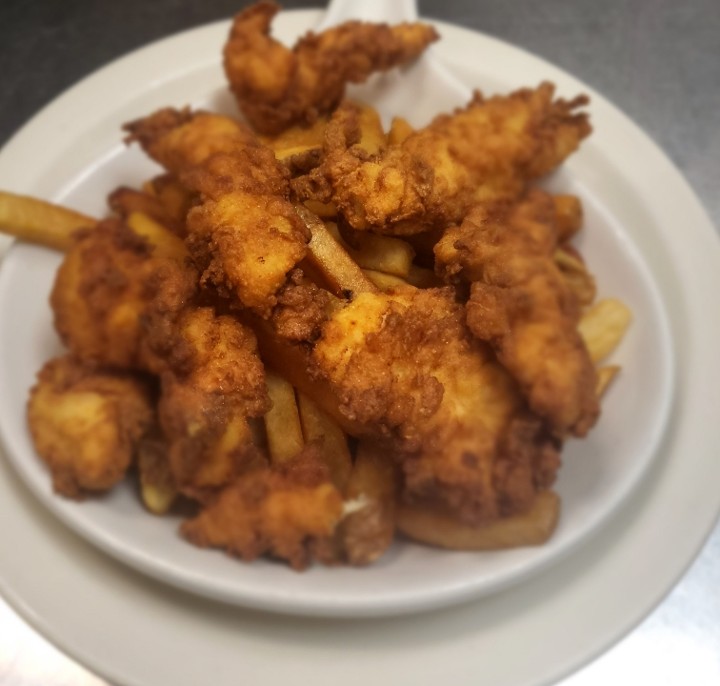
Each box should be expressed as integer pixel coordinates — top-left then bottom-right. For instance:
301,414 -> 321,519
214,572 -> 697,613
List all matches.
153,307 -> 270,500
27,356 -> 154,498
125,109 -> 310,315
311,286 -> 559,523
181,446 -> 343,569
434,189 -> 599,436
51,218 -> 197,371
295,83 -> 590,235
223,0 -> 439,135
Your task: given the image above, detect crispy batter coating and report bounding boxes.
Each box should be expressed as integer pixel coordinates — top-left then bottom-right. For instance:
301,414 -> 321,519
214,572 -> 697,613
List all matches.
311,286 -> 559,523
434,189 -> 599,436
125,109 -> 310,315
27,356 -> 154,498
223,0 -> 439,135
51,219 -> 197,371
154,307 -> 270,500
295,83 -> 590,235
181,447 -> 343,569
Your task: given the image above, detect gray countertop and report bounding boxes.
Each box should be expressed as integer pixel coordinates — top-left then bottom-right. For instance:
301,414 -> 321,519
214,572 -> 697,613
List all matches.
0,1 -> 718,684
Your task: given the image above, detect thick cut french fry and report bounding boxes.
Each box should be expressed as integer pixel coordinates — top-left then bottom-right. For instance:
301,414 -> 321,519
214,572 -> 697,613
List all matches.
126,211 -> 189,262
251,316 -> 366,437
339,227 -> 416,277
397,490 -> 561,550
355,104 -> 385,155
264,370 -> 304,466
297,393 -> 352,492
303,199 -> 337,219
596,365 -> 620,398
555,247 -> 597,306
0,190 -> 95,251
578,298 -> 632,363
260,116 -> 328,160
108,186 -> 179,231
296,205 -> 377,298
340,441 -> 397,565
405,264 -> 442,288
138,435 -> 177,515
363,269 -> 408,291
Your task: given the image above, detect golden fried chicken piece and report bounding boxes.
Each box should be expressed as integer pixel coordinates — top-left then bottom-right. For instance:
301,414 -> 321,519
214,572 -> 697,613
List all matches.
51,218 -> 197,371
311,286 -> 559,523
27,356 -> 154,498
295,83 -> 590,235
181,447 -> 343,569
125,109 -> 310,315
223,0 -> 439,135
153,307 -> 270,500
434,189 -> 599,436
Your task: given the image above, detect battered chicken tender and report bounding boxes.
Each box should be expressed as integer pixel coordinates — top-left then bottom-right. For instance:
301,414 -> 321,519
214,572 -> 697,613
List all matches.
28,356 -> 154,498
312,286 -> 559,523
434,189 -> 599,436
223,0 -> 439,135
181,447 -> 343,569
295,83 -> 590,235
153,307 -> 270,500
126,109 -> 310,315
51,218 -> 197,371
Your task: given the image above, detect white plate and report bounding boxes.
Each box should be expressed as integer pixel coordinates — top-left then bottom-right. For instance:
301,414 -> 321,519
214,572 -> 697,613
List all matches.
0,7 -> 675,616
0,10 -> 719,684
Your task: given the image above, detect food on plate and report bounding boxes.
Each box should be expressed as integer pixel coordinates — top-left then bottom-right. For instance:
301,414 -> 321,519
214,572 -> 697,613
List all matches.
0,3 -> 632,570
223,0 -> 439,134
292,84 -> 591,235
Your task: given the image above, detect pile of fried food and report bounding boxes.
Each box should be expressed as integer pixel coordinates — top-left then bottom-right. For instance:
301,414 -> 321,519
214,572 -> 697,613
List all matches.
0,1 -> 632,570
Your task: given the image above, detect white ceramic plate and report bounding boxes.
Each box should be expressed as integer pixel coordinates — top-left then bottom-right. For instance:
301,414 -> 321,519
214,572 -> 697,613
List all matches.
0,10 -> 719,686
0,9 -> 677,618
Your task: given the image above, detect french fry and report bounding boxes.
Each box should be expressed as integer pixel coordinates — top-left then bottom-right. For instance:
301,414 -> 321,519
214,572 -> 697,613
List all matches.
578,298 -> 633,363
125,211 -> 188,262
303,199 -> 337,219
397,490 -> 560,550
108,186 -> 179,230
138,435 -> 177,515
355,104 -> 385,155
0,190 -> 95,251
555,247 -> 597,306
264,370 -> 304,466
297,393 -> 352,491
339,228 -> 416,277
260,116 -> 328,160
363,269 -> 408,291
405,264 -> 443,288
596,365 -> 620,398
340,441 -> 397,565
296,205 -> 378,298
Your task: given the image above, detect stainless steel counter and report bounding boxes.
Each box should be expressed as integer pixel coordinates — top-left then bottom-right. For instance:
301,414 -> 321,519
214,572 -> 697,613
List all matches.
0,1 -> 718,683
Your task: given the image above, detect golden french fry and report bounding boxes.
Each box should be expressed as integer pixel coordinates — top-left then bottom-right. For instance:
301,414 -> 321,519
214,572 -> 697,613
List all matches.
126,211 -> 188,261
297,393 -> 352,491
303,199 -> 337,219
340,441 -> 397,565
0,190 -> 95,251
405,264 -> 443,288
296,205 -> 378,298
363,269 -> 408,291
260,116 -> 328,160
596,365 -> 621,398
340,229 -> 416,277
555,247 -> 597,306
397,490 -> 560,550
578,298 -> 633,363
553,194 -> 583,241
138,436 -> 177,515
264,370 -> 304,466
